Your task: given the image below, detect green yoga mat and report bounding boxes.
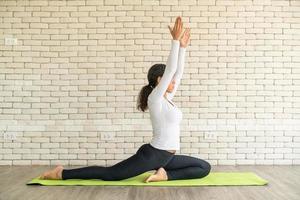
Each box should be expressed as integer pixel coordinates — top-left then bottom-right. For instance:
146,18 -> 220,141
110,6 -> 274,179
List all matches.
27,172 -> 268,186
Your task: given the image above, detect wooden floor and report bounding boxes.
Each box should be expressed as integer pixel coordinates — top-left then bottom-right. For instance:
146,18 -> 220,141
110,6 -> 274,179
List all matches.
0,165 -> 299,200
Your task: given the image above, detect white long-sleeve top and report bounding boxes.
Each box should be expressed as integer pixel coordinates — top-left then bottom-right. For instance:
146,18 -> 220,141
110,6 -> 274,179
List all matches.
148,40 -> 186,151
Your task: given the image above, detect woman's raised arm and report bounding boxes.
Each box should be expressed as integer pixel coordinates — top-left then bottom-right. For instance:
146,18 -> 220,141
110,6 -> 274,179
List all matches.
149,17 -> 183,102
166,28 -> 190,100
149,40 -> 180,101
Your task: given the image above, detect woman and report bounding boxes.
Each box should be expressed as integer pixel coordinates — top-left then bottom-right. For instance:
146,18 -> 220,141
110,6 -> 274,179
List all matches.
40,16 -> 211,182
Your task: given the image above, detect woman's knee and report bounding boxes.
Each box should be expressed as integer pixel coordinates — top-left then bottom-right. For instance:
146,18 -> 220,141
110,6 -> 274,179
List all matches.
196,159 -> 211,176
202,160 -> 211,176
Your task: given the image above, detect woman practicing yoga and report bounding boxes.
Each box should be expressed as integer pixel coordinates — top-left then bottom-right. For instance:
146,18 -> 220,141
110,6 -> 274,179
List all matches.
40,16 -> 211,182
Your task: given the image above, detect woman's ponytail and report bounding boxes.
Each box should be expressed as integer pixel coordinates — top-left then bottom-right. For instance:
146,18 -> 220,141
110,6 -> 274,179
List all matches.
137,84 -> 154,112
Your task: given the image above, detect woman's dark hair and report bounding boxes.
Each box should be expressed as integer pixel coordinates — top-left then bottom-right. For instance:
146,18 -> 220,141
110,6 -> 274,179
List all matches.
137,63 -> 166,112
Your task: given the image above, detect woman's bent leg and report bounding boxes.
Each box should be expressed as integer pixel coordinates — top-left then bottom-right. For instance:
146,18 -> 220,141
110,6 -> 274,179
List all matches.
163,155 -> 211,180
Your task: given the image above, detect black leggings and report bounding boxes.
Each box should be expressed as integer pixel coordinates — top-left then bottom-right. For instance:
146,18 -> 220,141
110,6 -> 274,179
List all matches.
62,143 -> 211,181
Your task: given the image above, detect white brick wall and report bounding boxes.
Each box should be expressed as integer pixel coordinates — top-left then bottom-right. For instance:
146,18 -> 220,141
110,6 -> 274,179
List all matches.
0,0 -> 300,166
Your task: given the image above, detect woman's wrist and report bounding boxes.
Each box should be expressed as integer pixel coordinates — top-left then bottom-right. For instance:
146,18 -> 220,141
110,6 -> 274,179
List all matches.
172,39 -> 180,44
179,47 -> 186,55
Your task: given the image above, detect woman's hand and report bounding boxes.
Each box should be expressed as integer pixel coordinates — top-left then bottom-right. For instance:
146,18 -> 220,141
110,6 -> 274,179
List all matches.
168,16 -> 183,41
180,28 -> 190,48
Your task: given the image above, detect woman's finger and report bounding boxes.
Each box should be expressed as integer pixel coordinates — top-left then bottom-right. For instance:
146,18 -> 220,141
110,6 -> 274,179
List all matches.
183,28 -> 188,37
168,25 -> 173,33
180,22 -> 184,36
184,28 -> 190,38
178,22 -> 182,34
176,17 -> 180,30
176,16 -> 180,24
174,20 -> 177,32
178,17 -> 182,30
175,17 -> 179,28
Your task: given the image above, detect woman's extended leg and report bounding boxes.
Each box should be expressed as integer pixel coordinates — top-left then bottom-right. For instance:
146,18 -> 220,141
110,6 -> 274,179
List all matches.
61,144 -> 172,181
62,154 -> 151,181
163,154 -> 211,180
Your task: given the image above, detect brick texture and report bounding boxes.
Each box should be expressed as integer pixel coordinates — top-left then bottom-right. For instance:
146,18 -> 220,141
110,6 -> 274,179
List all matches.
0,0 -> 300,166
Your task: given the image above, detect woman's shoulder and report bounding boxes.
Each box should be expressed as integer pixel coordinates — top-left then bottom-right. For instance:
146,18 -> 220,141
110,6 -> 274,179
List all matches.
148,95 -> 163,112
148,88 -> 163,103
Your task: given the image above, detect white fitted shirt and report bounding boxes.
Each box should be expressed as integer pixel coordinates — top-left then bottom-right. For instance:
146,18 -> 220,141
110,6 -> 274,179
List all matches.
148,40 -> 186,151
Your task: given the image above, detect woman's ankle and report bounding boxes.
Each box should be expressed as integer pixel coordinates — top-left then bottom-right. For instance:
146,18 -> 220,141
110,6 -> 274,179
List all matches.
56,166 -> 64,179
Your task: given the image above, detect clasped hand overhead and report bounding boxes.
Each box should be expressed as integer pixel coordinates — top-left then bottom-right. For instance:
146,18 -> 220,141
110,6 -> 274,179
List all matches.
168,16 -> 191,48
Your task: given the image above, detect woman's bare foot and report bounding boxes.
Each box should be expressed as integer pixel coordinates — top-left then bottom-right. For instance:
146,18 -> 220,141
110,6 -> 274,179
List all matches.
40,165 -> 64,180
145,167 -> 168,183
